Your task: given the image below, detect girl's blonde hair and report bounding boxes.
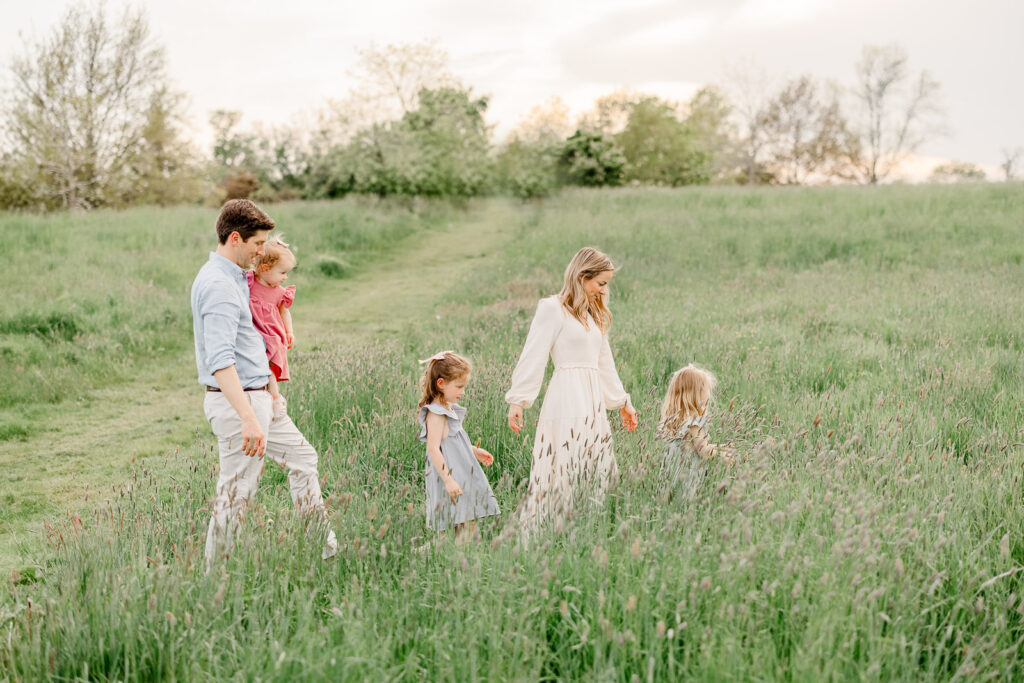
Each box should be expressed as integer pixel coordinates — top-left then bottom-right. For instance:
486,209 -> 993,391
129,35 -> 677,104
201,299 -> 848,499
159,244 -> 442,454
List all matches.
418,351 -> 472,408
558,246 -> 615,334
660,364 -> 718,430
254,234 -> 295,271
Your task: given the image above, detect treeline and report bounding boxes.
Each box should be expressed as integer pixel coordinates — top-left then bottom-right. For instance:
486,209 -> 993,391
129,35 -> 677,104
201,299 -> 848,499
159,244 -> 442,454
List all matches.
0,3 -> 1008,212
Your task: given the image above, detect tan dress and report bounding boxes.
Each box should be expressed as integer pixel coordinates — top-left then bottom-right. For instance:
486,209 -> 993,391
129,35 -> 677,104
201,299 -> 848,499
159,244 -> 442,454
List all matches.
656,412 -> 712,500
505,296 -> 632,530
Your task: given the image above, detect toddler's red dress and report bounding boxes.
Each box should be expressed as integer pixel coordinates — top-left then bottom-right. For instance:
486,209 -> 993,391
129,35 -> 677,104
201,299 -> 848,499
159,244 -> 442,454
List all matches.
246,270 -> 295,381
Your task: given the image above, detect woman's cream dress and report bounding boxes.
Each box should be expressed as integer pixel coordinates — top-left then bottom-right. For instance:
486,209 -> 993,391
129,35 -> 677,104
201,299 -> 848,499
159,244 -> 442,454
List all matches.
506,296 -> 632,530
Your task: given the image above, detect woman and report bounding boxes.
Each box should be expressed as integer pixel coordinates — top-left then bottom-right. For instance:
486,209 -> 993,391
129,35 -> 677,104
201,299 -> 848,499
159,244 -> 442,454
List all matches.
506,247 -> 638,532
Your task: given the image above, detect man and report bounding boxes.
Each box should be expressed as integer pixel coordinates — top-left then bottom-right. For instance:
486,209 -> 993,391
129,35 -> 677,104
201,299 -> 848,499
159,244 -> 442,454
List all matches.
191,199 -> 337,570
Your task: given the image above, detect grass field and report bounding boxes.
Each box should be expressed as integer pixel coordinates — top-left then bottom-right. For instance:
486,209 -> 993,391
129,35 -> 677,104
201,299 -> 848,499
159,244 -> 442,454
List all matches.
2,184 -> 1023,679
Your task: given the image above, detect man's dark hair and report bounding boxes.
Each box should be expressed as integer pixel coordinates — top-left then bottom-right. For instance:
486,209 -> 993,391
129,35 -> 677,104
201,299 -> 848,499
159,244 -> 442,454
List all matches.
215,199 -> 275,244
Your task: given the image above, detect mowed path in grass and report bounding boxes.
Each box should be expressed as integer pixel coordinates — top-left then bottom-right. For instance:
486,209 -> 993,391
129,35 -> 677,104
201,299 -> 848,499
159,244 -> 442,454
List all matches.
0,205 -> 514,571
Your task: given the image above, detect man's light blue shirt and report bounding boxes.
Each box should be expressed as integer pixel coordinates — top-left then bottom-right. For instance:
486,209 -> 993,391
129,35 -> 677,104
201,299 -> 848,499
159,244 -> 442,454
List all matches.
191,252 -> 271,389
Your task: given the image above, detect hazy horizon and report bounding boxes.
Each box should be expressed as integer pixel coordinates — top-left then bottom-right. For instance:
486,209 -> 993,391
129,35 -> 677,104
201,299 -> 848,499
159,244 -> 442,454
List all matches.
2,0 -> 1020,173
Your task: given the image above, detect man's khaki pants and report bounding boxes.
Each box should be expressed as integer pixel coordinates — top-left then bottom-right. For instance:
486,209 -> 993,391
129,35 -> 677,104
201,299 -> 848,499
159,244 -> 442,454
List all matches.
203,390 -> 337,569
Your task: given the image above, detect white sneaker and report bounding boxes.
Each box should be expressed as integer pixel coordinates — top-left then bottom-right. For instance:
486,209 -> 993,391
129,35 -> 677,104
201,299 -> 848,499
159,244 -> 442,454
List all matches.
322,530 -> 338,560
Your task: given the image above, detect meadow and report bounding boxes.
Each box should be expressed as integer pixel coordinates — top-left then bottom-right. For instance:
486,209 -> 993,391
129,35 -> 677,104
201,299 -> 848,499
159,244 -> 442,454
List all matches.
2,184 -> 1023,680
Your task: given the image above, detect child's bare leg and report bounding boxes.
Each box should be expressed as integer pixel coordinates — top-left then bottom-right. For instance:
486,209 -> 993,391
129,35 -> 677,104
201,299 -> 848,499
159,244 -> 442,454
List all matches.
454,521 -> 476,544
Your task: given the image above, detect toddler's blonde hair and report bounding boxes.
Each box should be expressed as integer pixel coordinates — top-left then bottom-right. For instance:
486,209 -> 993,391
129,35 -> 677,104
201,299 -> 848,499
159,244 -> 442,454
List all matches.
660,364 -> 717,431
254,234 -> 295,272
418,351 -> 472,409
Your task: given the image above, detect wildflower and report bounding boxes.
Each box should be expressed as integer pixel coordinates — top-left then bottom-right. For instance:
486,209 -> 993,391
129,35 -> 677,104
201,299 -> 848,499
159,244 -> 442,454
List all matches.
1000,533 -> 1010,557
656,620 -> 666,637
700,576 -> 712,591
626,595 -> 638,611
560,600 -> 569,617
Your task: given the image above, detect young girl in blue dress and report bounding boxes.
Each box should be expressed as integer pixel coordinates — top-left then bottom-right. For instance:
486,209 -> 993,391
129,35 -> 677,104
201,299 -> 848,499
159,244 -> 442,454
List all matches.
418,351 -> 499,541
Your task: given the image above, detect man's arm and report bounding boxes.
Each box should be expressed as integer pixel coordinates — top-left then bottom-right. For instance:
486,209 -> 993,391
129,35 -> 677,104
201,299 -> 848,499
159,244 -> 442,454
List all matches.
198,283 -> 266,458
213,365 -> 266,458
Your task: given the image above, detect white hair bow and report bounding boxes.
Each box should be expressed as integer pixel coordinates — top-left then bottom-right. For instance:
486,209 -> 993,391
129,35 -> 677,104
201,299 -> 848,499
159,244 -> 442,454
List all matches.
418,350 -> 453,365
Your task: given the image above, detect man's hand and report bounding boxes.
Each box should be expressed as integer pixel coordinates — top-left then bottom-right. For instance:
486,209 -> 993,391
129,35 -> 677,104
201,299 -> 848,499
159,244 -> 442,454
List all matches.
241,416 -> 266,457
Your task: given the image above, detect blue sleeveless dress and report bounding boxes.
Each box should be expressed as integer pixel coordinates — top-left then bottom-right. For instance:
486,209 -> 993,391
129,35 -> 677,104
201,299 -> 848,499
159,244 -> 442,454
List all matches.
418,402 -> 500,531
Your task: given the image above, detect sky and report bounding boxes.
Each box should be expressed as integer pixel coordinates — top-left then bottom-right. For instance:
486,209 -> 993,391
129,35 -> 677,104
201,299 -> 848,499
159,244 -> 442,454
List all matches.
1,0 -> 1021,174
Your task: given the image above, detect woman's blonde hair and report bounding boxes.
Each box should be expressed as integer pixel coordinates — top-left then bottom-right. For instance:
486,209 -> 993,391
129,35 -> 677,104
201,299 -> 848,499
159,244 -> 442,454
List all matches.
418,351 -> 472,409
254,234 -> 295,271
558,246 -> 615,334
660,364 -> 718,430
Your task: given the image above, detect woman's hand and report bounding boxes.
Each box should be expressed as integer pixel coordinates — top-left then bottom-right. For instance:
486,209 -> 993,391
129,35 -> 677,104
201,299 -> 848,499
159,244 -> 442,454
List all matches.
508,404 -> 524,433
620,405 -> 638,432
286,331 -> 295,349
445,477 -> 463,503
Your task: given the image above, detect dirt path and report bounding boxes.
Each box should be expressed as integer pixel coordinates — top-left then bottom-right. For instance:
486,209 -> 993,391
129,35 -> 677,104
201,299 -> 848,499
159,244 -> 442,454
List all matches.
0,203 -> 516,570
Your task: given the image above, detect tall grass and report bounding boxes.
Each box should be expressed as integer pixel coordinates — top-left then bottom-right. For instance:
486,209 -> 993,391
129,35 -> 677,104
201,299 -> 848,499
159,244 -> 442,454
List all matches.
3,184 -> 1023,679
1,198 -> 454,411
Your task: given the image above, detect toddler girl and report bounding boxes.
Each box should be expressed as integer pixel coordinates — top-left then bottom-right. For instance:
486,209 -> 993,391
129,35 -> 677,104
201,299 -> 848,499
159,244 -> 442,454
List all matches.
418,351 -> 499,540
656,364 -> 729,500
247,235 -> 296,418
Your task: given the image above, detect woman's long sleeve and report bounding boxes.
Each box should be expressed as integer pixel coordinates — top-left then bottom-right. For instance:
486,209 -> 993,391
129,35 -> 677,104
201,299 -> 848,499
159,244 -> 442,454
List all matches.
505,297 -> 562,409
599,333 -> 631,410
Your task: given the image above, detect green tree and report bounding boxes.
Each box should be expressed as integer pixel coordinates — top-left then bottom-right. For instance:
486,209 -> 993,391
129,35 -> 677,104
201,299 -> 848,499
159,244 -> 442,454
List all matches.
315,86 -> 491,199
557,130 -> 625,187
494,98 -> 572,199
682,86 -> 735,183
210,112 -> 311,201
118,87 -> 206,205
615,96 -> 709,186
210,111 -> 258,171
400,87 -> 491,197
2,3 -> 197,209
928,161 -> 986,183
